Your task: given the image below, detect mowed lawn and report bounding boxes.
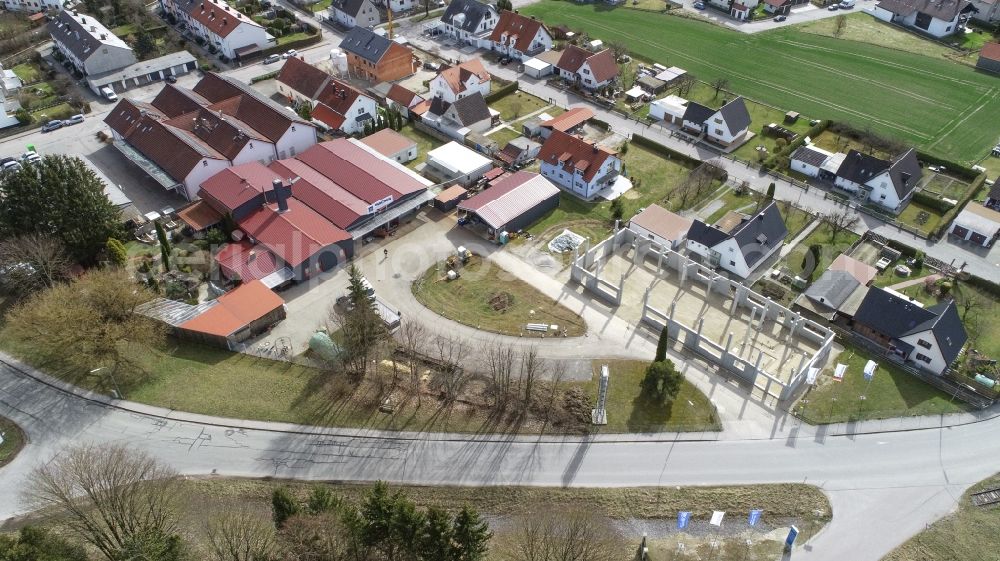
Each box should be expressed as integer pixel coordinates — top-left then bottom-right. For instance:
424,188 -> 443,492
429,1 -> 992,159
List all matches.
521,1 -> 1000,164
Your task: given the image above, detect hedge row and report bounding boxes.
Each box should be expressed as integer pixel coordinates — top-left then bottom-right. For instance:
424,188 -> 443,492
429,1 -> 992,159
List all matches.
631,134 -> 702,167
885,238 -> 919,258
933,172 -> 988,239
763,119 -> 830,169
250,71 -> 280,84
916,150 -> 980,181
912,190 -> 956,213
484,81 -> 519,103
590,117 -> 612,131
964,273 -> 1000,298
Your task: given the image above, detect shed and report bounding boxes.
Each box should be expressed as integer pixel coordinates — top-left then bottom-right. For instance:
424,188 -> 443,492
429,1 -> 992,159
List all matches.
360,128 -> 418,163
624,86 -> 647,102
425,141 -> 494,186
784,111 -> 800,124
434,184 -> 470,212
977,42 -> 1000,74
458,171 -> 560,235
637,75 -> 667,94
523,57 -> 553,78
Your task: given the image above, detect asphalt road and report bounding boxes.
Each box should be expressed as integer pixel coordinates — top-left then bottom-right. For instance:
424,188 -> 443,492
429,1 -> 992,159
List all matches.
1,359 -> 997,561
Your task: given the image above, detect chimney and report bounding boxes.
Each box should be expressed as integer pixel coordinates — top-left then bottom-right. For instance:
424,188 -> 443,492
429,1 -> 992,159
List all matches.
273,179 -> 289,213
222,17 -> 227,25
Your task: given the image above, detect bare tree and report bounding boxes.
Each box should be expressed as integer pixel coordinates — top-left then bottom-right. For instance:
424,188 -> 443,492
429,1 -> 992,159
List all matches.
205,504 -> 277,561
399,320 -> 428,405
518,346 -> 542,411
24,443 -> 182,561
485,340 -> 517,411
278,512 -> 358,561
0,234 -> 72,298
607,40 -> 629,61
711,78 -> 729,98
433,334 -> 471,401
676,75 -> 695,97
821,208 -> 861,242
834,14 -> 848,37
504,509 -> 624,561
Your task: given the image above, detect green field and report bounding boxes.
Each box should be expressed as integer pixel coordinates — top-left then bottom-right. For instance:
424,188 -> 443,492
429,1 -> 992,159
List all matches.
521,1 -> 1000,164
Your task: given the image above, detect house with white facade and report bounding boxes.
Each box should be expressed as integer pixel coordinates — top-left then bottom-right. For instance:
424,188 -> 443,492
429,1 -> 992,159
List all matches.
538,130 -> 621,200
680,96 -> 752,148
832,148 -> 922,214
685,201 -> 788,279
872,0 -> 976,37
381,0 -> 416,13
328,0 -> 380,29
161,0 -> 272,59
49,10 -> 136,77
423,91 -> 496,136
628,204 -> 693,250
312,79 -> 377,135
3,0 -> 63,13
705,0 -> 760,19
849,286 -> 967,375
555,45 -> 619,91
438,0 -> 498,46
488,10 -> 552,61
429,59 -> 491,103
104,73 -> 317,200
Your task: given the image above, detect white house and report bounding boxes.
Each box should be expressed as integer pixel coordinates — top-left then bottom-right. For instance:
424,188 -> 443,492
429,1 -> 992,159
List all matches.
833,148 -> 922,214
383,83 -> 424,118
680,97 -> 752,147
790,144 -> 837,178
537,130 -> 621,200
438,0 -> 498,46
328,0 -> 380,29
4,0 -> 63,13
555,45 -> 619,91
949,203 -> 1000,247
161,0 -> 272,60
685,201 -> 788,279
48,10 -> 136,76
706,0 -> 760,19
360,128 -> 418,163
382,0 -> 416,13
649,95 -> 689,124
429,59 -> 491,103
277,56 -> 331,105
628,204 -> 693,250
424,92 -> 496,136
312,79 -> 377,135
425,141 -> 493,186
488,10 -> 552,61
872,0 -> 976,37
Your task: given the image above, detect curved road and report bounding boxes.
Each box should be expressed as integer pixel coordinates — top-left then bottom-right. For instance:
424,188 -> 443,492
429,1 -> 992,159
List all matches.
2,355 -> 998,561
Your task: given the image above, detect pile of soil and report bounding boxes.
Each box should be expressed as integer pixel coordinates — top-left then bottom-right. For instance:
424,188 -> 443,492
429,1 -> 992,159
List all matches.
488,292 -> 514,313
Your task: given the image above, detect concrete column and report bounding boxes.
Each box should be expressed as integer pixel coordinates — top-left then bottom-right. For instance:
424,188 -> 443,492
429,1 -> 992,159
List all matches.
787,318 -> 801,341
618,273 -> 626,304
742,307 -> 756,349
795,352 -> 808,378
657,249 -> 664,273
668,301 -> 676,322
679,263 -> 688,285
643,285 -> 651,312
725,332 -> 734,355
753,350 -> 765,379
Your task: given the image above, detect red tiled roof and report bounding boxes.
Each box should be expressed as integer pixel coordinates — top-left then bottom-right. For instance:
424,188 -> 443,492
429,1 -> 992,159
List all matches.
555,44 -> 590,73
410,99 -> 431,116
177,200 -> 223,231
584,49 -> 619,84
277,56 -> 332,101
435,184 -> 468,204
489,10 -> 548,54
538,130 -> 618,183
829,254 -> 878,286
238,198 -> 350,267
194,73 -> 311,142
386,83 -> 422,107
165,107 -> 269,160
628,204 -> 692,242
436,59 -> 490,94
311,79 -> 369,131
151,85 -> 211,118
269,157 -> 369,229
104,99 -> 163,137
124,115 -> 226,183
185,0 -> 261,39
295,139 -> 427,203
179,280 -> 283,337
198,162 -> 282,211
215,240 -> 280,281
982,42 -> 1000,62
311,102 -> 347,131
541,106 -> 594,133
360,128 -> 416,158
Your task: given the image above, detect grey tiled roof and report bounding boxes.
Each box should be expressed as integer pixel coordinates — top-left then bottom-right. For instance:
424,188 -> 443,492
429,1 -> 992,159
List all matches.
441,0 -> 494,33
717,97 -> 751,133
340,26 -> 393,64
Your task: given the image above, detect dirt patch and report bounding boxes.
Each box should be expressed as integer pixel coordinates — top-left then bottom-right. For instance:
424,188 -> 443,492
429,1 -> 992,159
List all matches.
489,291 -> 514,313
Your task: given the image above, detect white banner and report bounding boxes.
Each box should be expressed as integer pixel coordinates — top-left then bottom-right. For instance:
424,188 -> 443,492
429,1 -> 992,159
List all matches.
710,511 -> 725,526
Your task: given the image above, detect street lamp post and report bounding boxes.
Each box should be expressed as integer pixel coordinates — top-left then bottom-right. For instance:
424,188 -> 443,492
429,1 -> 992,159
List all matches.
90,367 -> 123,400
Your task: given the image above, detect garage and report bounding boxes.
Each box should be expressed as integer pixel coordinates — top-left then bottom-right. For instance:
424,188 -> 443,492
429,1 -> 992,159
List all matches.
458,171 -> 560,238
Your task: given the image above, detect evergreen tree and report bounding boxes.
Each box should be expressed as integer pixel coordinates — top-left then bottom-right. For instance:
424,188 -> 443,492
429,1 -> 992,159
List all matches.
765,182 -> 776,203
154,220 -> 171,271
106,237 -> 128,267
654,324 -> 669,362
307,486 -> 341,515
451,507 -> 491,561
134,28 -> 156,59
271,487 -> 300,528
640,360 -> 682,404
360,482 -> 400,559
0,526 -> 89,561
418,508 -> 454,561
610,197 -> 624,223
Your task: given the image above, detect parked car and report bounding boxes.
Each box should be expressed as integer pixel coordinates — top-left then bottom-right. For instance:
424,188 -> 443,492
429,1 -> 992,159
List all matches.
0,157 -> 14,166
423,61 -> 441,71
20,150 -> 41,163
839,0 -> 855,7
693,1 -> 705,8
773,14 -> 786,21
499,56 -> 511,65
827,4 -> 839,9
264,54 -> 281,64
281,49 -> 297,59
41,120 -> 63,133
2,161 -> 21,173
165,74 -> 177,83
64,114 -> 84,125
100,86 -> 118,101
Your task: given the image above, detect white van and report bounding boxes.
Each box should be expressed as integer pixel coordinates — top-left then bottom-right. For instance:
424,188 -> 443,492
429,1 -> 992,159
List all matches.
839,0 -> 855,8
100,86 -> 118,101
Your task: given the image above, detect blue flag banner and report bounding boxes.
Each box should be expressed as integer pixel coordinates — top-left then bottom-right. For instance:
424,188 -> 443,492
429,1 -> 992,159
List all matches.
678,511 -> 691,529
748,509 -> 763,526
785,526 -> 799,548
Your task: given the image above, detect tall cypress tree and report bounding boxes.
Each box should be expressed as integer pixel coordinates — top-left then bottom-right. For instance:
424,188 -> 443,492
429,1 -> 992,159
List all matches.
154,220 -> 171,272
654,324 -> 669,362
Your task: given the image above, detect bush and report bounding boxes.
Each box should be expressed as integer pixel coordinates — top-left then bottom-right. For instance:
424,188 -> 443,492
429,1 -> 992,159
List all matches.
631,134 -> 702,167
207,45 -> 217,54
912,190 -> 955,212
14,108 -> 32,124
483,81 -> 519,103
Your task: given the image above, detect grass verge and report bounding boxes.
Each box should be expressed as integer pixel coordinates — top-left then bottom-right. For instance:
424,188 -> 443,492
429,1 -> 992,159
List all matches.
0,416 -> 25,468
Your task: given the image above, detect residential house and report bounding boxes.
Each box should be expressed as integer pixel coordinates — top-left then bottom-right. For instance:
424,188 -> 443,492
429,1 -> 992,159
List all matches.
340,26 -> 416,82
48,10 -> 136,76
105,74 -> 317,200
538,130 -> 621,200
3,0 -> 64,13
680,96 -> 752,147
423,92 -> 496,135
790,144 -> 839,178
848,286 -> 968,375
555,45 -> 619,91
706,0 -> 760,19
976,41 -> 1000,74
872,0 -> 976,37
161,0 -> 272,59
360,128 -> 418,163
538,106 -> 593,139
328,0 -> 380,29
383,0 -> 417,13
312,78 -> 377,135
628,204 -> 693,250
685,201 -> 788,279
488,10 -> 552,61
0,63 -> 22,97
429,59 -> 491,103
833,148 -> 921,213
970,0 -> 999,21
438,0 -> 498,45
382,83 -> 424,118
276,56 -> 332,106
986,180 -> 1000,211
763,0 -> 792,13
795,254 -> 877,320
949,203 -> 1000,247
